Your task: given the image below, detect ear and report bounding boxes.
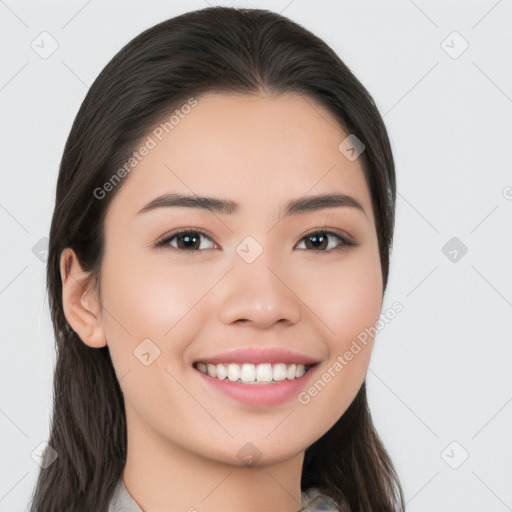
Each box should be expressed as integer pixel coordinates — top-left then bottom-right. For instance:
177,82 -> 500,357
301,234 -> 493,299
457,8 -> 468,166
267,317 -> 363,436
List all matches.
60,247 -> 107,348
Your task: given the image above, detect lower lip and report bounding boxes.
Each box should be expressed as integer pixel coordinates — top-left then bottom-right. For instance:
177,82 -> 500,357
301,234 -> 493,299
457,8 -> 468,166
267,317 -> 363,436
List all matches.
195,366 -> 317,406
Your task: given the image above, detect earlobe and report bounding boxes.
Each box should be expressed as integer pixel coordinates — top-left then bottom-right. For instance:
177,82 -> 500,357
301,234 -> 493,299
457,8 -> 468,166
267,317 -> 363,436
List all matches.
60,248 -> 107,348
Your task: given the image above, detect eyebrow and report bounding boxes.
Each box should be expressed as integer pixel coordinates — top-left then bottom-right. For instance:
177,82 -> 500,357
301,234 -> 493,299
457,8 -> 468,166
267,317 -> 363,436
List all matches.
137,192 -> 366,219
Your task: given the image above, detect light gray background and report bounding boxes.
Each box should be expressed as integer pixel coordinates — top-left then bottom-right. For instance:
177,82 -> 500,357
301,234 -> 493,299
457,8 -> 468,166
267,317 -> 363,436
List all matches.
1,1 -> 511,510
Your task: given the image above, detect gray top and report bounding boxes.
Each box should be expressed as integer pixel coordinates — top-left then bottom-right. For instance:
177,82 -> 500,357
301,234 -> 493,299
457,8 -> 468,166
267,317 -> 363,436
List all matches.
108,478 -> 341,511
108,478 -> 143,512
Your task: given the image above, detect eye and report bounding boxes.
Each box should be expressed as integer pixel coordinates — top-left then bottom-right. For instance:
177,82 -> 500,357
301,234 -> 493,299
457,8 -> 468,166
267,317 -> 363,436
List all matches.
295,230 -> 355,252
154,229 -> 217,251
154,229 -> 356,252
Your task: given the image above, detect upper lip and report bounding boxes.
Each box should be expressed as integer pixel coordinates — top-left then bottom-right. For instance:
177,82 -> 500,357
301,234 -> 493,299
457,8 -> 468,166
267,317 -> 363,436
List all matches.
193,348 -> 322,366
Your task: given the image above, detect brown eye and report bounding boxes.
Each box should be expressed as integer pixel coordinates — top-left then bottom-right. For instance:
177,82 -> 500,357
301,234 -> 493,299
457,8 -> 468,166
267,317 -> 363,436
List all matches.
295,231 -> 354,252
155,230 -> 216,251
154,229 -> 355,253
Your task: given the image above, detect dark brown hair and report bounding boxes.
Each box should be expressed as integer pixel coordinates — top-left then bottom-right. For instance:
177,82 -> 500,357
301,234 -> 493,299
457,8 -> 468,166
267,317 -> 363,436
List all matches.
30,6 -> 404,511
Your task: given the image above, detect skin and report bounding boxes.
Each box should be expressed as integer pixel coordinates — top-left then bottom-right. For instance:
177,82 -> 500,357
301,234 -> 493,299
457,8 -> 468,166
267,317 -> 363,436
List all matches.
60,92 -> 383,512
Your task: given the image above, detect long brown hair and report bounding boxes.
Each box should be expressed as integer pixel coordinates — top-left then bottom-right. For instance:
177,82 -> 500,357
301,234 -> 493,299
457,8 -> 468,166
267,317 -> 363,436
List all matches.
30,6 -> 404,511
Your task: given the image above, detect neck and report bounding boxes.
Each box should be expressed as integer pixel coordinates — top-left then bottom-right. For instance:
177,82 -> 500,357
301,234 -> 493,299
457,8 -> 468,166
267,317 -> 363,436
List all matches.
122,405 -> 305,512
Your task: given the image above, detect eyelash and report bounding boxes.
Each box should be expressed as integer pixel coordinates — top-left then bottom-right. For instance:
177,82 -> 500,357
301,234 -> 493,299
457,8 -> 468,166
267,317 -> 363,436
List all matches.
154,228 -> 357,253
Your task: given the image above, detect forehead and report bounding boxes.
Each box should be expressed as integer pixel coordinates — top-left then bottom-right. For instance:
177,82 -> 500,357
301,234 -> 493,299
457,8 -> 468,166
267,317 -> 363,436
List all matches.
106,92 -> 373,222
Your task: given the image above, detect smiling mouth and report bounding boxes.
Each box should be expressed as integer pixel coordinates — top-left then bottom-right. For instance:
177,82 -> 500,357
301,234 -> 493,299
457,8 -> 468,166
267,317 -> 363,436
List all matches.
193,361 -> 315,384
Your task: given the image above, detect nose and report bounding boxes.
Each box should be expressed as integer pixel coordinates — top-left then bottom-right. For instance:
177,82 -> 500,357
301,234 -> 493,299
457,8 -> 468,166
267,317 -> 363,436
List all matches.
217,259 -> 302,329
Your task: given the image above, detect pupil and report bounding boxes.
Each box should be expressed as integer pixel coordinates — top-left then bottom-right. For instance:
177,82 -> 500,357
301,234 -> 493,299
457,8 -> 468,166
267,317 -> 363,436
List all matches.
309,234 -> 327,249
180,234 -> 199,249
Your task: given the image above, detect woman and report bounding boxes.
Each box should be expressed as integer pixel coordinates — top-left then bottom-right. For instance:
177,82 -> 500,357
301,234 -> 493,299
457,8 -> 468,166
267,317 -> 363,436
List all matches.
30,6 -> 404,511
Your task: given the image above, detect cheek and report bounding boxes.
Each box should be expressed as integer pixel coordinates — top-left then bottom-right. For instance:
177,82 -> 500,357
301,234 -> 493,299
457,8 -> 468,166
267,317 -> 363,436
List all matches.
98,251 -> 207,368
98,255 -> 207,423
303,246 -> 383,346
294,248 -> 382,424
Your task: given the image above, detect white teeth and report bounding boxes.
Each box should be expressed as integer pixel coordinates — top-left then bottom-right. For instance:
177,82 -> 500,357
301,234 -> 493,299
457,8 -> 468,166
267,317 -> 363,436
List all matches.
240,363 -> 256,383
227,363 -> 240,382
216,363 -> 228,380
256,363 -> 273,382
206,363 -> 217,378
273,363 -> 287,381
195,362 -> 312,383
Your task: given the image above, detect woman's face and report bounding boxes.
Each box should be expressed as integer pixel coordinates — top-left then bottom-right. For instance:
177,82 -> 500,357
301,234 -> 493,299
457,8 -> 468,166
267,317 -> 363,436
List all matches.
96,92 -> 382,466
